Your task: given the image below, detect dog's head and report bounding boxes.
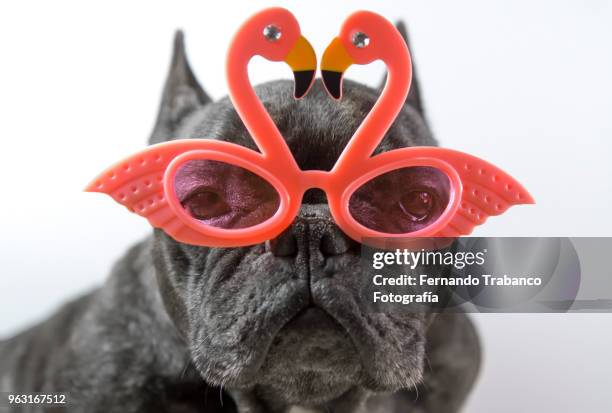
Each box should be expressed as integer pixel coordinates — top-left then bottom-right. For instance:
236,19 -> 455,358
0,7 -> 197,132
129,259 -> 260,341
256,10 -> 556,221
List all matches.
151,27 -> 436,408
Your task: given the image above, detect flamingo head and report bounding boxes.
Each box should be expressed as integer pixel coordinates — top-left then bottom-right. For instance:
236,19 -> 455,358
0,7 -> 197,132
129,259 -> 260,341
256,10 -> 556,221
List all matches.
233,7 -> 317,99
321,10 -> 407,99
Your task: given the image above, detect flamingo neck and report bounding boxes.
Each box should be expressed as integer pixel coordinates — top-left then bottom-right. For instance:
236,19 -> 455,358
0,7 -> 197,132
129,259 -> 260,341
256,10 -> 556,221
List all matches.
226,48 -> 296,167
334,50 -> 411,168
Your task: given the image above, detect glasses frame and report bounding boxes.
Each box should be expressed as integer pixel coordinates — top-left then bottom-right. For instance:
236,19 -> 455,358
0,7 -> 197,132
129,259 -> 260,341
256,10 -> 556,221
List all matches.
87,8 -> 533,248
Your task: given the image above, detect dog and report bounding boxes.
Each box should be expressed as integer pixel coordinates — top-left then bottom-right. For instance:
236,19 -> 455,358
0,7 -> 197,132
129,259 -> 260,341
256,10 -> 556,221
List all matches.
0,24 -> 480,413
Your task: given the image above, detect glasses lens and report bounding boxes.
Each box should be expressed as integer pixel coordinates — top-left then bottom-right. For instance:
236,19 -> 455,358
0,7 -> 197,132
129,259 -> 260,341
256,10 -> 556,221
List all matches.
348,166 -> 451,234
174,159 -> 280,229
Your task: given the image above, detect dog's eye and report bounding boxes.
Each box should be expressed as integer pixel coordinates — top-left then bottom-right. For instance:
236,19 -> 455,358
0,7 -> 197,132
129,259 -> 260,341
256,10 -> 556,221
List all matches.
399,191 -> 435,221
348,166 -> 451,234
182,190 -> 231,220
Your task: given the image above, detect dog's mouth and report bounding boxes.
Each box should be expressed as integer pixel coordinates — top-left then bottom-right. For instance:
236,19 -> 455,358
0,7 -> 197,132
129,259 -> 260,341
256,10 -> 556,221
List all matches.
261,280 -> 427,393
250,305 -> 363,405
192,248 -> 426,396
251,291 -> 424,389
265,306 -> 361,371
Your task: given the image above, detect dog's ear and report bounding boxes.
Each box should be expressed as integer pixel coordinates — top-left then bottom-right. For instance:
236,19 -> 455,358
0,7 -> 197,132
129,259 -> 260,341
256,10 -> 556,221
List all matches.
149,30 -> 212,144
378,21 -> 424,115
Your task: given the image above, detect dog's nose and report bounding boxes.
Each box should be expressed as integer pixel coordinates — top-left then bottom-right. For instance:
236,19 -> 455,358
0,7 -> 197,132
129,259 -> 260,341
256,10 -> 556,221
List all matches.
267,205 -> 356,258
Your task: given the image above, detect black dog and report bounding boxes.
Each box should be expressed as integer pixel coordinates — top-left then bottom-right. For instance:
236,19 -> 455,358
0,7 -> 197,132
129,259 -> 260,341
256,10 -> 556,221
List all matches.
0,25 -> 480,413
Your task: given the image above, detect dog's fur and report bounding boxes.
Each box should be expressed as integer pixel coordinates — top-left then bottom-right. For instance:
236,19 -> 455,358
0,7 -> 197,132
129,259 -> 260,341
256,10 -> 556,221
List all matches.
0,26 -> 480,413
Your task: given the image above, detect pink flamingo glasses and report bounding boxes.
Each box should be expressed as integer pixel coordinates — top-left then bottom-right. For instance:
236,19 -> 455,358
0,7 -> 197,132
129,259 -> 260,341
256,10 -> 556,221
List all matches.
86,8 -> 534,248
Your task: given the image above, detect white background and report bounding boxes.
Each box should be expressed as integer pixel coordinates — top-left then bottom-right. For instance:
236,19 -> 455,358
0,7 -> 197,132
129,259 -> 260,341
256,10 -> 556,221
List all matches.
1,0 -> 611,411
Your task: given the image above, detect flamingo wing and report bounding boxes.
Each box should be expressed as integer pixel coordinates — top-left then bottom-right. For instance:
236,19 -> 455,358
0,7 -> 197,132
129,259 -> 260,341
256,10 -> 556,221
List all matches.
434,149 -> 534,237
85,141 -> 203,241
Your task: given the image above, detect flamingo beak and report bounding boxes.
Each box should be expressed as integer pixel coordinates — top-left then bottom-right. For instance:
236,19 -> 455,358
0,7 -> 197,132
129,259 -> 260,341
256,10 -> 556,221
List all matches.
321,37 -> 354,100
284,35 -> 316,99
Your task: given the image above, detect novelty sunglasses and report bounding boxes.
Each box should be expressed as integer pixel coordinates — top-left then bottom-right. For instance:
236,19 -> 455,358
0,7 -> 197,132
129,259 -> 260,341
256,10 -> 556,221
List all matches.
86,7 -> 533,248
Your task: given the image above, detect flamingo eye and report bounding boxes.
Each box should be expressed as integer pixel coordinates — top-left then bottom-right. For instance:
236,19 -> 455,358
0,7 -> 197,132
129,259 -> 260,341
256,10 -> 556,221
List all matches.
352,31 -> 370,48
263,25 -> 282,41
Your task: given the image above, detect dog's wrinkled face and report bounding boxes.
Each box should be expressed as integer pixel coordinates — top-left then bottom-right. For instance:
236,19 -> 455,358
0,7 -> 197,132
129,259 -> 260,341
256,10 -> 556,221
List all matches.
153,79 -> 435,406
149,33 -> 435,407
